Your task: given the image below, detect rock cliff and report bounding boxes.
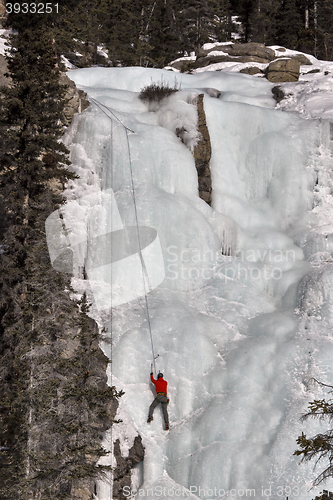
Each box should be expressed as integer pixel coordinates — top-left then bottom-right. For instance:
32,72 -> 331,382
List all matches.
168,42 -> 313,84
193,94 -> 212,205
0,0 -> 5,28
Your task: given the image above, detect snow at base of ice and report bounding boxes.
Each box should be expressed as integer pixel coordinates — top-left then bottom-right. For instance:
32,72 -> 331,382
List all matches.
61,64 -> 333,499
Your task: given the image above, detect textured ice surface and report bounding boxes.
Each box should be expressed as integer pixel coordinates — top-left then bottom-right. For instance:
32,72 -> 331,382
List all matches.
61,66 -> 333,498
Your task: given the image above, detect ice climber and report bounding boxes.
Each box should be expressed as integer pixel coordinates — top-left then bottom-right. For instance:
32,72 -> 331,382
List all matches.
147,366 -> 169,430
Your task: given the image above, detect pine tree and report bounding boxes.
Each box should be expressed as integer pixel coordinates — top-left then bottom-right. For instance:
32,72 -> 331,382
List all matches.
211,0 -> 232,43
274,0 -> 303,50
248,0 -> 280,45
314,0 -> 333,60
232,0 -> 257,42
0,5 -> 121,498
53,0 -> 106,66
98,0 -> 147,66
147,0 -> 185,67
294,379 -> 333,486
182,0 -> 216,54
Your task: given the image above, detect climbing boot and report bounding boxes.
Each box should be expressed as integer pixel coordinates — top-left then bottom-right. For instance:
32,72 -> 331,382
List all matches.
147,417 -> 153,423
165,424 -> 169,430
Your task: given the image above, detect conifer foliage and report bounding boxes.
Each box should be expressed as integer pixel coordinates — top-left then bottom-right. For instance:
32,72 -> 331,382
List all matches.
13,0 -> 332,68
10,0 -> 332,69
274,0 -> 304,50
0,5 -> 121,499
294,379 -> 333,486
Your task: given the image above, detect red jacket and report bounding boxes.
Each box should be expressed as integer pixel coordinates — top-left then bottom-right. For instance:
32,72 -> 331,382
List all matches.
151,374 -> 167,395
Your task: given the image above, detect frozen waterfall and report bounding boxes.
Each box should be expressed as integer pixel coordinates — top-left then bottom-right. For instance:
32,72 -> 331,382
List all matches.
51,67 -> 333,499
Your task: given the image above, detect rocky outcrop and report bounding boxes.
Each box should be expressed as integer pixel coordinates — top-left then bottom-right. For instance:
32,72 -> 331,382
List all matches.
172,43 -> 313,83
0,54 -> 10,87
113,435 -> 145,499
197,42 -> 275,62
226,42 -> 276,60
0,0 -> 6,28
290,53 -> 312,65
72,479 -> 96,500
271,85 -> 285,103
204,87 -> 221,98
276,51 -> 312,66
194,42 -> 312,69
265,58 -> 301,82
194,94 -> 212,205
240,66 -> 264,75
194,42 -> 276,69
195,53 -> 270,68
60,74 -> 90,126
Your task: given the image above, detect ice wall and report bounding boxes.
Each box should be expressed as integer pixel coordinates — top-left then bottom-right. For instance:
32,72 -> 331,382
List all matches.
61,67 -> 333,499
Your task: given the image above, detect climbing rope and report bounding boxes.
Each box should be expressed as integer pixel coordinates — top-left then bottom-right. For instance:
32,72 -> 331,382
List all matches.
88,96 -> 157,368
88,99 -> 159,496
109,113 -> 114,500
87,94 -> 162,498
123,127 -> 158,375
89,96 -> 157,360
89,96 -> 134,133
88,95 -> 158,370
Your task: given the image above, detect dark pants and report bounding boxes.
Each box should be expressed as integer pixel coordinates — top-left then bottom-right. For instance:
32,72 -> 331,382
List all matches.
148,394 -> 169,425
